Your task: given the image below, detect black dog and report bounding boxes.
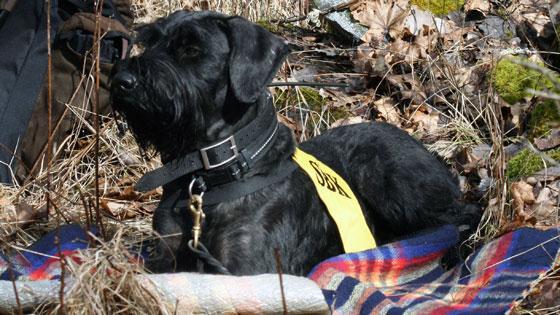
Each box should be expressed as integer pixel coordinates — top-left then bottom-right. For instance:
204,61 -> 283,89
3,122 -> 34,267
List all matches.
111,11 -> 480,276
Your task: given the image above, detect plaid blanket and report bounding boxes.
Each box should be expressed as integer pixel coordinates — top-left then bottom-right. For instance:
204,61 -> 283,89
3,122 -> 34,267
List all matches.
1,225 -> 559,314
0,224 -> 96,280
308,225 -> 560,314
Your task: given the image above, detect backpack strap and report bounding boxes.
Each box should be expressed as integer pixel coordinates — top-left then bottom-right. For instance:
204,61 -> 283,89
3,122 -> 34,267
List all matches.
58,0 -> 129,26
0,0 -> 59,184
56,12 -> 131,63
58,29 -> 130,63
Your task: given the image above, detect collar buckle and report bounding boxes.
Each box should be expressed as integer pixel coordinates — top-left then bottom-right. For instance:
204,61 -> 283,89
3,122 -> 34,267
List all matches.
200,135 -> 239,170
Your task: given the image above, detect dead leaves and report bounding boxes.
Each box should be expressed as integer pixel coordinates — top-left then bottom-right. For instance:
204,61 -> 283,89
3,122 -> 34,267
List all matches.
510,178 -> 559,230
386,73 -> 427,105
389,34 -> 432,64
464,0 -> 490,20
349,1 -> 470,138
0,196 -> 47,237
534,129 -> 560,151
512,0 -> 555,39
99,183 -> 159,220
519,271 -> 560,312
100,198 -> 154,220
512,181 -> 536,213
351,0 -> 463,67
354,45 -> 385,74
351,0 -> 409,46
372,97 -> 402,125
407,104 -> 441,134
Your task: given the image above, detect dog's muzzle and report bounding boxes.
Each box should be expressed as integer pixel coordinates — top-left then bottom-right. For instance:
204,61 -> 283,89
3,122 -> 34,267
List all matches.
111,71 -> 138,94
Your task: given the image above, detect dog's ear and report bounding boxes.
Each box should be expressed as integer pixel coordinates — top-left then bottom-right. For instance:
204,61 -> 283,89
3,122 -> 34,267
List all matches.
135,23 -> 163,48
225,17 -> 289,104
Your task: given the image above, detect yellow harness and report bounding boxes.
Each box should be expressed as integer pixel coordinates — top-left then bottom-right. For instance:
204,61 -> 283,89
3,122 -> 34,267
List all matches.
292,148 -> 376,253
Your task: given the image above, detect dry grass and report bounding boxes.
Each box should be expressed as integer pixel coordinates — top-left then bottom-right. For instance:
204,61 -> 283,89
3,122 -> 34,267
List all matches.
132,0 -> 301,23
0,0 -> 558,313
44,228 -> 171,314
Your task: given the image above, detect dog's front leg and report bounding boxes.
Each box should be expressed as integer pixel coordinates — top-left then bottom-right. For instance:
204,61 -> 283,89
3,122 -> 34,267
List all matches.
146,206 -> 191,272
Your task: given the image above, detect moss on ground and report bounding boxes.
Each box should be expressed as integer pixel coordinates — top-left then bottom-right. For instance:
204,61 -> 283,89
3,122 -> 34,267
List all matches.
274,87 -> 350,122
257,20 -> 279,33
506,148 -> 560,180
493,57 -> 557,104
275,87 -> 326,109
528,100 -> 560,139
550,149 -> 560,160
411,0 -> 464,15
300,87 -> 327,112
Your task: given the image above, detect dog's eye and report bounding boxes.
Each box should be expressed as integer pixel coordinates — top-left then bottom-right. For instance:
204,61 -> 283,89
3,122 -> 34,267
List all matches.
177,45 -> 202,60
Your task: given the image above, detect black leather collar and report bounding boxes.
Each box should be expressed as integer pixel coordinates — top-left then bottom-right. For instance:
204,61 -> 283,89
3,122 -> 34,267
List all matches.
158,158 -> 297,206
135,94 -> 283,194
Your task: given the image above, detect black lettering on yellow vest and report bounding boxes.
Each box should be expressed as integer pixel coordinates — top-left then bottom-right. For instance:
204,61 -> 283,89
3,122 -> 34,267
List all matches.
309,161 -> 325,186
323,173 -> 337,192
332,176 -> 350,198
310,160 -> 351,199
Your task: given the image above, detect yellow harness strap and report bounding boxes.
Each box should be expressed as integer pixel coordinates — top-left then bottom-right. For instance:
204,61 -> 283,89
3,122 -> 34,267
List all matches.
292,148 -> 376,253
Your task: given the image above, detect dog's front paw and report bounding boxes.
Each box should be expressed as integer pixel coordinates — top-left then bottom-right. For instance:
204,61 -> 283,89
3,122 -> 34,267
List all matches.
144,238 -> 182,273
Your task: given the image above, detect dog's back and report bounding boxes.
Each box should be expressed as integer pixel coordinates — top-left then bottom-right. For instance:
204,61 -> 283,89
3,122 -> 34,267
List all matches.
180,122 -> 481,275
300,122 -> 480,244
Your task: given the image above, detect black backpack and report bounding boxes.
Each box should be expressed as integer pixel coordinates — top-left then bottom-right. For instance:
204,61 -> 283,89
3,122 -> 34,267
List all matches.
0,0 -> 132,184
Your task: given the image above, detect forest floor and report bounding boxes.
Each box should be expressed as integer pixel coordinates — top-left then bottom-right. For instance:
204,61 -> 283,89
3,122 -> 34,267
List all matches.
1,0 -> 559,313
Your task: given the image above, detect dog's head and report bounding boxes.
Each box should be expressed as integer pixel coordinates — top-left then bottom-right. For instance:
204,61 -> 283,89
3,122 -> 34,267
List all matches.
110,11 -> 289,157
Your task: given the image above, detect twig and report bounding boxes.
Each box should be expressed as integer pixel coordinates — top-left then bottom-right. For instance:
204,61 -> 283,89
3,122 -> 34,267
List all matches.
46,0 -> 52,222
268,81 -> 348,88
7,249 -> 23,315
90,196 -> 106,240
54,228 -> 66,314
274,248 -> 288,315
269,0 -> 359,24
93,0 -> 104,240
525,88 -> 560,101
520,137 -> 559,167
271,15 -> 307,24
78,189 -> 94,245
46,0 -> 66,311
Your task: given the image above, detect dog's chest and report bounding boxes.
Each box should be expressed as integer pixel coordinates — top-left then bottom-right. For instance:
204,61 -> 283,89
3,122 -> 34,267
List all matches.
199,174 -> 345,274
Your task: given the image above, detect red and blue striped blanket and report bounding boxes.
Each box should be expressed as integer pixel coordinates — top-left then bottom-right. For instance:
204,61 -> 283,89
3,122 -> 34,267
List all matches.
1,224 -> 559,314
308,225 -> 560,314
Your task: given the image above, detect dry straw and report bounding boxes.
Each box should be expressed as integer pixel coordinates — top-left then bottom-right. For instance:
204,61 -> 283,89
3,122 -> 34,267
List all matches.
45,228 -> 171,314
1,0 -> 557,313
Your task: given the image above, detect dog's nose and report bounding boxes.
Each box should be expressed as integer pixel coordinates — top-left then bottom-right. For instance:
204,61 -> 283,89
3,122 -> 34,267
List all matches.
112,71 -> 138,92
